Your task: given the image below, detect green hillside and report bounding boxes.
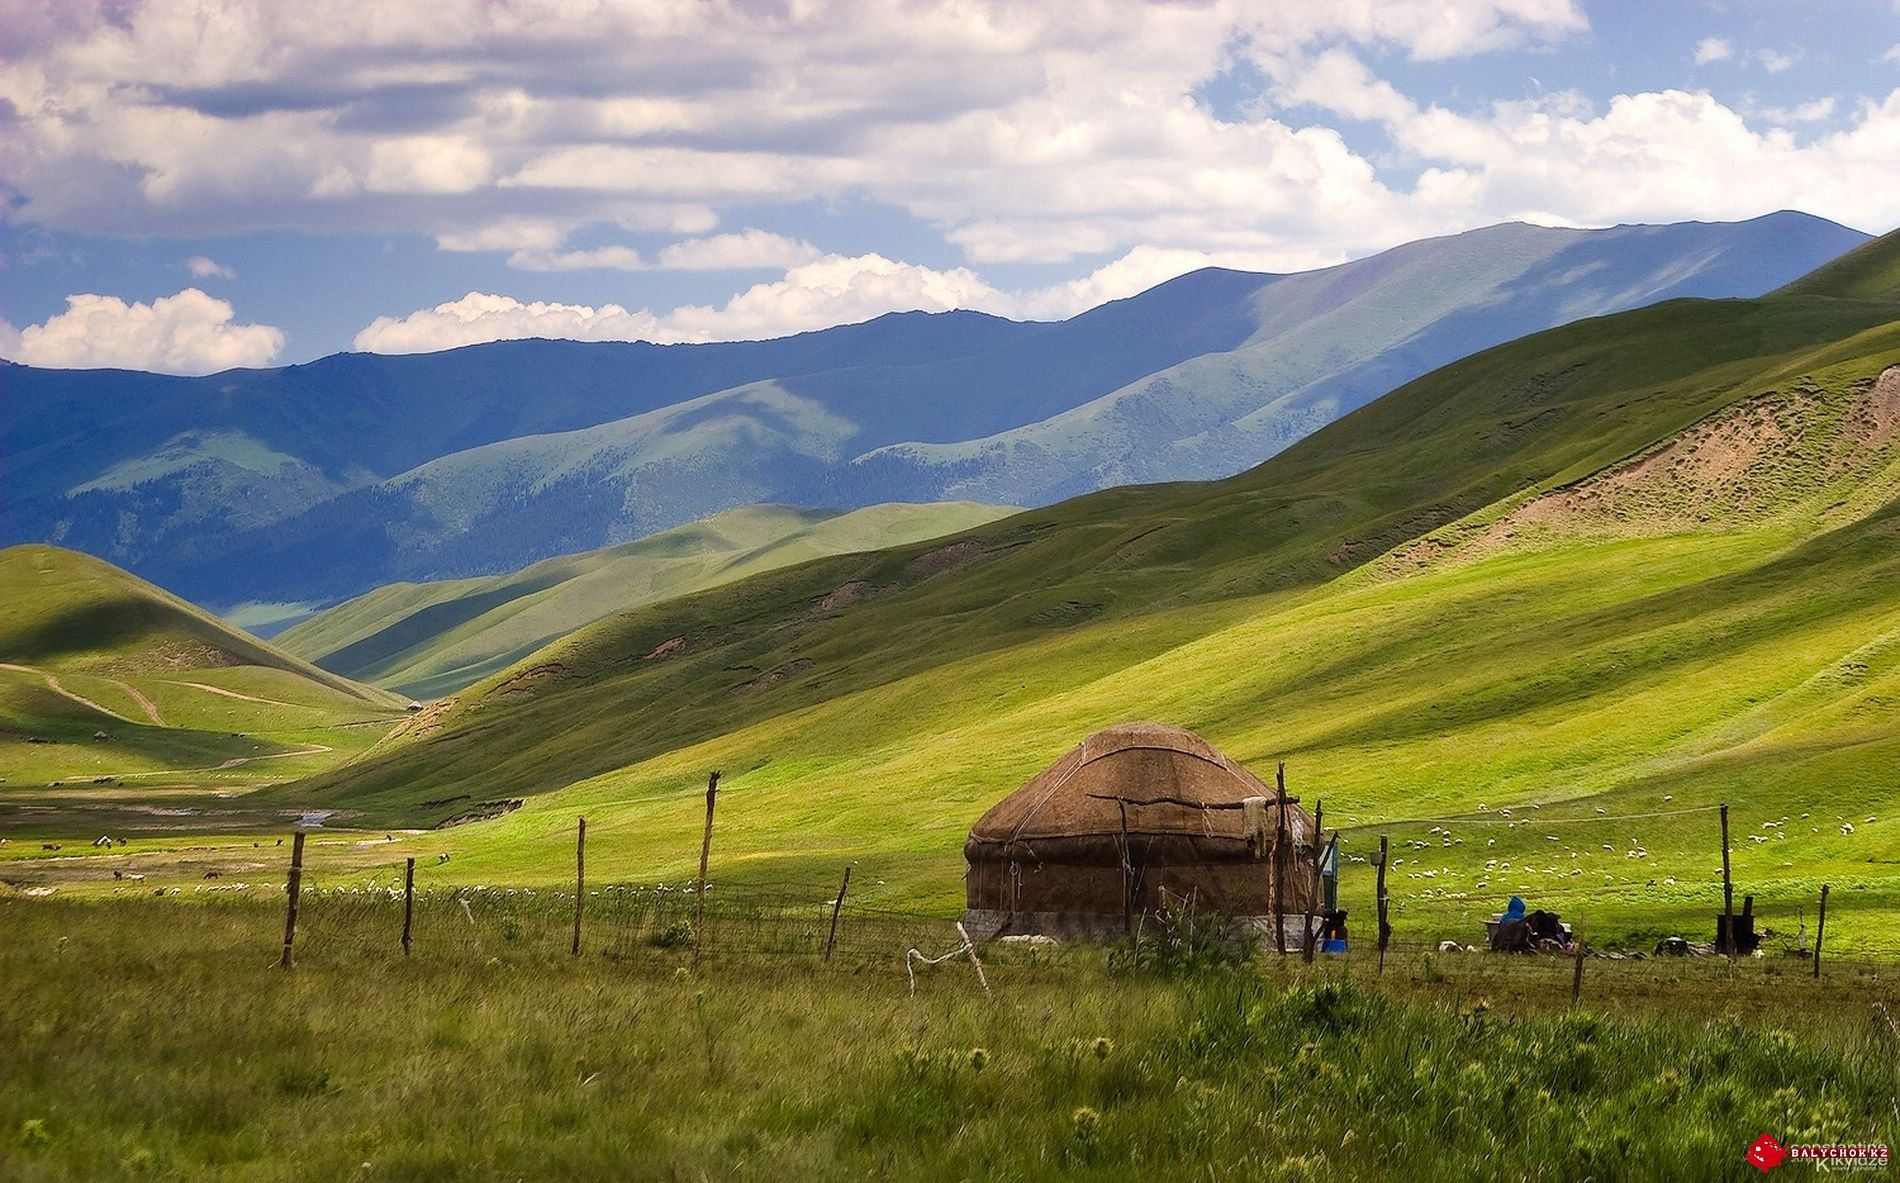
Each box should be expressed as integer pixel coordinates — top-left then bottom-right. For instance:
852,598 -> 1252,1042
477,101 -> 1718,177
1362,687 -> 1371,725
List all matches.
291,286 -> 1900,802
249,232 -> 1900,951
1776,224 -> 1900,302
0,546 -> 404,824
277,501 -> 1015,698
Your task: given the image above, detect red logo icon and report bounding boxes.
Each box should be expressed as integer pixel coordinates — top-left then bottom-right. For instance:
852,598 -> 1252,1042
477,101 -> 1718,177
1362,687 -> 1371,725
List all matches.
1747,1134 -> 1787,1172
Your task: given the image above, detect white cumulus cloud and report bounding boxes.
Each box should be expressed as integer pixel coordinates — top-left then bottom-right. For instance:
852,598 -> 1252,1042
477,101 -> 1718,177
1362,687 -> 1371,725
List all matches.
505,245 -> 649,272
1275,48 -> 1900,234
3,289 -> 284,374
656,231 -> 823,271
354,253 -> 1001,353
353,292 -> 663,353
8,0 -> 1899,346
1693,37 -> 1733,65
664,254 -> 998,341
502,230 -> 821,273
1756,48 -> 1801,73
0,0 -> 1591,263
1760,97 -> 1837,125
364,135 -> 493,194
1012,245 -> 1334,321
186,255 -> 236,279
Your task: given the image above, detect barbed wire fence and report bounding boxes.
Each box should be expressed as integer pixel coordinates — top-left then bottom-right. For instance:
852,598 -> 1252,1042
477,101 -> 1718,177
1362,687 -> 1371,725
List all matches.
278,844 -> 971,975
1334,799 -> 1900,966
244,793 -> 1900,996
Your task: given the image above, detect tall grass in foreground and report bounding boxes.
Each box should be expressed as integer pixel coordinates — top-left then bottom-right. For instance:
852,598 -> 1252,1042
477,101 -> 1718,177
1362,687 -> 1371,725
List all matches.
2,898 -> 1897,1181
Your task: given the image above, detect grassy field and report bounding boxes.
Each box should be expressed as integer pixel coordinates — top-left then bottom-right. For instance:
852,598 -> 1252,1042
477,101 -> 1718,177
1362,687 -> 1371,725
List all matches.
1,896 -> 1895,1182
276,500 -> 1014,698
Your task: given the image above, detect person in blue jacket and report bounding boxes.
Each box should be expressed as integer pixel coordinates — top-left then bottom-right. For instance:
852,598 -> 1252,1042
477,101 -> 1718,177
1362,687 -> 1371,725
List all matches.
1491,895 -> 1531,951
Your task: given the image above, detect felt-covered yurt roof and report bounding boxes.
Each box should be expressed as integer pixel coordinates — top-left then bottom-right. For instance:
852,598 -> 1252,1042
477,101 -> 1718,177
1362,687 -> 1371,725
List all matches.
967,722 -> 1314,850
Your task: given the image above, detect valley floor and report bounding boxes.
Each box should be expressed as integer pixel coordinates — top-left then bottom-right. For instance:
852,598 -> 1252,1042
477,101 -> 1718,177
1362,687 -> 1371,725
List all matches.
1,897 -> 1895,1182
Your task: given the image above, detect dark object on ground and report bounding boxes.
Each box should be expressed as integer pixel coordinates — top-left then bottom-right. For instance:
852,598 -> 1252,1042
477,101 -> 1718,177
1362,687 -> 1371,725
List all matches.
1716,895 -> 1761,954
1492,909 -> 1571,953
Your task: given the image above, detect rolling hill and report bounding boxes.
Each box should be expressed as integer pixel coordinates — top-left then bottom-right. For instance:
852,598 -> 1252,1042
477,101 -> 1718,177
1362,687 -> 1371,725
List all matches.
277,500 -> 1015,698
268,229 -> 1900,949
1,213 -> 1865,609
0,545 -> 404,825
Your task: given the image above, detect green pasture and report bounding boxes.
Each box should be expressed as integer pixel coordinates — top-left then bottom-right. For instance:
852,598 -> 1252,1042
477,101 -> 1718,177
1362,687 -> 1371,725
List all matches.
1,897 -> 1896,1182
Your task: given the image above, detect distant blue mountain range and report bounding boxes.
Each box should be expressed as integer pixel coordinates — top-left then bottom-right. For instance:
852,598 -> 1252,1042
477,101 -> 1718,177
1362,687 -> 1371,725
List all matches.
0,211 -> 1868,607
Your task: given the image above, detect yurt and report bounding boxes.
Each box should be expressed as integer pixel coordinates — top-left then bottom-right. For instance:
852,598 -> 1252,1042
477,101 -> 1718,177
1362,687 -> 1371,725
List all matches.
962,722 -> 1321,944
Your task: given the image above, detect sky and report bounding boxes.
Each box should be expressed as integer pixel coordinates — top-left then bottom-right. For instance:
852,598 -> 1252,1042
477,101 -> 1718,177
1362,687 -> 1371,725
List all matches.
1,0 -> 1897,374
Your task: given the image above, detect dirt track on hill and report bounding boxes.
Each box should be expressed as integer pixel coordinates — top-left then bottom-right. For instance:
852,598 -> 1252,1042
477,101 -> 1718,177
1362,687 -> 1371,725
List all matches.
164,680 -> 300,708
113,680 -> 166,725
0,663 -> 135,724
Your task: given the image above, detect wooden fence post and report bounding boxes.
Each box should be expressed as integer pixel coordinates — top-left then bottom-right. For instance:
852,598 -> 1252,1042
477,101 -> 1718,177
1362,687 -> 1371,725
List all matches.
1571,938 -> 1587,1006
1720,803 -> 1735,957
692,771 -> 720,971
1302,799 -> 1323,964
1376,834 -> 1390,975
824,865 -> 852,962
572,817 -> 586,957
1813,883 -> 1829,979
402,856 -> 415,956
1273,763 -> 1288,955
279,831 -> 305,969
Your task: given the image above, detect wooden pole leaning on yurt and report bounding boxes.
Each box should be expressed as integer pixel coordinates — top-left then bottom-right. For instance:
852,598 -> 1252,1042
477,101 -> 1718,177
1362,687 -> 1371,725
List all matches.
1273,763 -> 1289,954
1302,799 -> 1324,964
1117,800 -> 1133,938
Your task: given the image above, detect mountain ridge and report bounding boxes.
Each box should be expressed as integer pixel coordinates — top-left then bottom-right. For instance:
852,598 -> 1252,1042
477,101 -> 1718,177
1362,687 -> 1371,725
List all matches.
1,213 -> 1869,606
280,234 -> 1900,822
